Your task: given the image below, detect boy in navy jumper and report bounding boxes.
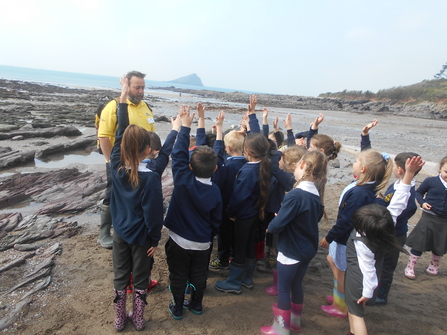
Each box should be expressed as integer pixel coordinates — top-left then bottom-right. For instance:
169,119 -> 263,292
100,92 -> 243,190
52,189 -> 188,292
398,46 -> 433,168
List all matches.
164,105 -> 222,320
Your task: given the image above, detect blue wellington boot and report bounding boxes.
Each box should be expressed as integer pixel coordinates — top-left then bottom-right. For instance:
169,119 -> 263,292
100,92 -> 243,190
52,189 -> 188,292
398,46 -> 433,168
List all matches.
214,263 -> 244,294
241,258 -> 256,289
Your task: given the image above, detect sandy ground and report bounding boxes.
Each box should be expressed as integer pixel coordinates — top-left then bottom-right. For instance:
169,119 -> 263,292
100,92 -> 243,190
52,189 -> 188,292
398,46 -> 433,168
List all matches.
1,89 -> 447,335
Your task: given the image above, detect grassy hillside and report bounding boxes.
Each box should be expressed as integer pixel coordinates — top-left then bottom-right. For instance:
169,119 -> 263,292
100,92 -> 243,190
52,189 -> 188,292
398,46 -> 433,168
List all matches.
319,79 -> 447,105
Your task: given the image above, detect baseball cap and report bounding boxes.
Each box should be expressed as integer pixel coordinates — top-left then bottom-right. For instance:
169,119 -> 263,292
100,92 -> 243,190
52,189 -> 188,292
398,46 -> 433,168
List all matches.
295,131 -> 309,139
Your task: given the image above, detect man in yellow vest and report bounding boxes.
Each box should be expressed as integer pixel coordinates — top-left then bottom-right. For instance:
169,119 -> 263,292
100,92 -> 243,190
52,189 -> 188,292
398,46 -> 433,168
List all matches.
97,71 -> 155,248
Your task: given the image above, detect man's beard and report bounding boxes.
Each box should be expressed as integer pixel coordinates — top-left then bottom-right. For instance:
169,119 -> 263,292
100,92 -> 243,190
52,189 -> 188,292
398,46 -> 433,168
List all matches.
128,94 -> 142,105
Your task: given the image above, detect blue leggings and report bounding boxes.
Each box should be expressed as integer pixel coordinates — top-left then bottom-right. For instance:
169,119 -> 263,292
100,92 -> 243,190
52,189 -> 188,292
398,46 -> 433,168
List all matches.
277,260 -> 310,310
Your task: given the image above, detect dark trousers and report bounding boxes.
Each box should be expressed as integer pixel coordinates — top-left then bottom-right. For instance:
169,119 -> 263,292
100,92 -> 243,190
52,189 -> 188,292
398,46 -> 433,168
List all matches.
103,162 -> 112,206
277,260 -> 310,310
112,233 -> 154,291
217,213 -> 234,263
380,234 -> 406,284
264,211 -> 276,247
165,237 -> 209,296
232,215 -> 257,265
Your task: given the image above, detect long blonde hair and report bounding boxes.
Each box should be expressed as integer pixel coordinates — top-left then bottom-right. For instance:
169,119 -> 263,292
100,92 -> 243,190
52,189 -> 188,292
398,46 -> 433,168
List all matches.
356,149 -> 393,196
295,150 -> 328,201
120,124 -> 151,189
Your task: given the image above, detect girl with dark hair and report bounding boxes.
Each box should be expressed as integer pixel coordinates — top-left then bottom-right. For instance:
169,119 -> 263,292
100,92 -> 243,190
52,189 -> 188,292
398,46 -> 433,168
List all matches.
215,132 -> 271,294
110,78 -> 166,331
345,204 -> 406,335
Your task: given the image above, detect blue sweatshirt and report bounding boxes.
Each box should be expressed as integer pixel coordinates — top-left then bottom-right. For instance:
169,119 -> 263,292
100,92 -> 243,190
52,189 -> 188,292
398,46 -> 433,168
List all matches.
268,186 -> 323,262
227,162 -> 261,220
164,126 -> 222,242
110,103 -> 164,247
325,182 -> 377,245
416,176 -> 447,218
265,150 -> 295,213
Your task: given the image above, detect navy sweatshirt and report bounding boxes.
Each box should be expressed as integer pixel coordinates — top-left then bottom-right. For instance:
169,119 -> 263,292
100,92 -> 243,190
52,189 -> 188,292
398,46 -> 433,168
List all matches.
265,150 -> 295,213
325,182 -> 377,245
375,182 -> 417,236
145,128 -> 178,176
164,126 -> 222,242
227,162 -> 261,220
109,103 -> 164,247
212,139 -> 247,211
268,187 -> 323,262
416,176 -> 447,218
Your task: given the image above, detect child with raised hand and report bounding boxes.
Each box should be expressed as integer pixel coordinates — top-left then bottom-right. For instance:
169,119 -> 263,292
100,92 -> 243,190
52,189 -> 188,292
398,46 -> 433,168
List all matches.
209,111 -> 248,271
306,113 -> 342,161
359,119 -> 426,304
164,105 -> 222,320
110,77 -> 164,332
214,131 -> 271,294
360,119 -> 378,151
262,145 -> 307,291
260,150 -> 327,335
319,149 -> 393,318
345,204 -> 407,335
404,156 -> 447,279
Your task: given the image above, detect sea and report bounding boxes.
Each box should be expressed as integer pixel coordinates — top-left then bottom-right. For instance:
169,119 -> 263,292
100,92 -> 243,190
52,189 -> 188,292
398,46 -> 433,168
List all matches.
0,64 -> 248,94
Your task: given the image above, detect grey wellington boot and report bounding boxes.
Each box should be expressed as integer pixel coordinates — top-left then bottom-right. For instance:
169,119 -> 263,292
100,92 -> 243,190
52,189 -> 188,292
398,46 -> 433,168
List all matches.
97,204 -> 113,249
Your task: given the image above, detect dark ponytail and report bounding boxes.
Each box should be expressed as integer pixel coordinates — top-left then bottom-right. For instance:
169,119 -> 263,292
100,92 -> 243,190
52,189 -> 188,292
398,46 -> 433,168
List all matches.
243,133 -> 271,220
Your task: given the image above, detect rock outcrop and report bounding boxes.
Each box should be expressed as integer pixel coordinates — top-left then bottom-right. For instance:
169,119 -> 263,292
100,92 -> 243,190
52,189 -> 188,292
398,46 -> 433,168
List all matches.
167,73 -> 204,86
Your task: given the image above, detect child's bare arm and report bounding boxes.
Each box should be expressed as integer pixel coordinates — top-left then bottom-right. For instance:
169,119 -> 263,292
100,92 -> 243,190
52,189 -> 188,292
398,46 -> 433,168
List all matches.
248,95 -> 257,114
263,108 -> 268,125
362,119 -> 378,136
283,113 -> 292,131
273,116 -> 279,133
215,111 -> 225,141
197,102 -> 205,129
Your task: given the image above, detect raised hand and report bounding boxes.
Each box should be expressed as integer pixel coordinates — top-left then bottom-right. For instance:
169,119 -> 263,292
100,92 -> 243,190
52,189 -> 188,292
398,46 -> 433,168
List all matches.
283,113 -> 292,130
179,105 -> 195,128
362,119 -> 378,136
171,113 -> 182,132
248,95 -> 257,114
215,111 -> 225,128
402,156 -> 425,185
311,113 -> 325,130
119,75 -> 129,103
273,116 -> 279,132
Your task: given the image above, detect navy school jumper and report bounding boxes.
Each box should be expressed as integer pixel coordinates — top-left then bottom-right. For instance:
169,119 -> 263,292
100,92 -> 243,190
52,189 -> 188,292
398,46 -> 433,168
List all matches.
163,126 -> 222,243
109,103 -> 164,247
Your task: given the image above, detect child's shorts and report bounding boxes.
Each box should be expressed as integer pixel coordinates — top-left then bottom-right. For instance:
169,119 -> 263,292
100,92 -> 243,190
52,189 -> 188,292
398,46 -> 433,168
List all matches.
329,241 -> 347,272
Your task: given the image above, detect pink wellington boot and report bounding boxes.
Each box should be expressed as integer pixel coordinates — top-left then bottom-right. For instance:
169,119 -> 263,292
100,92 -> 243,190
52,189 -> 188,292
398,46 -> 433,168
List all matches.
426,253 -> 441,276
265,269 -> 278,296
260,303 -> 291,335
404,254 -> 420,280
128,289 -> 148,331
113,289 -> 127,332
290,302 -> 302,332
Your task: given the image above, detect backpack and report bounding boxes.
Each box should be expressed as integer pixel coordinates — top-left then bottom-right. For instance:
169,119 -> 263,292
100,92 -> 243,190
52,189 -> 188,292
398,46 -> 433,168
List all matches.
95,97 -> 119,155
94,97 -> 154,155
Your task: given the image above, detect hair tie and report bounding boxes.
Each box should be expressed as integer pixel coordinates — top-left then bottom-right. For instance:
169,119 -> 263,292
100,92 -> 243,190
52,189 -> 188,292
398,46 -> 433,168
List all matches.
382,152 -> 390,161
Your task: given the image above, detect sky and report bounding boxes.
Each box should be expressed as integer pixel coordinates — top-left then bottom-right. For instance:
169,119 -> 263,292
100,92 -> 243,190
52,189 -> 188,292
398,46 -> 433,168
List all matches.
1,0 -> 446,97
